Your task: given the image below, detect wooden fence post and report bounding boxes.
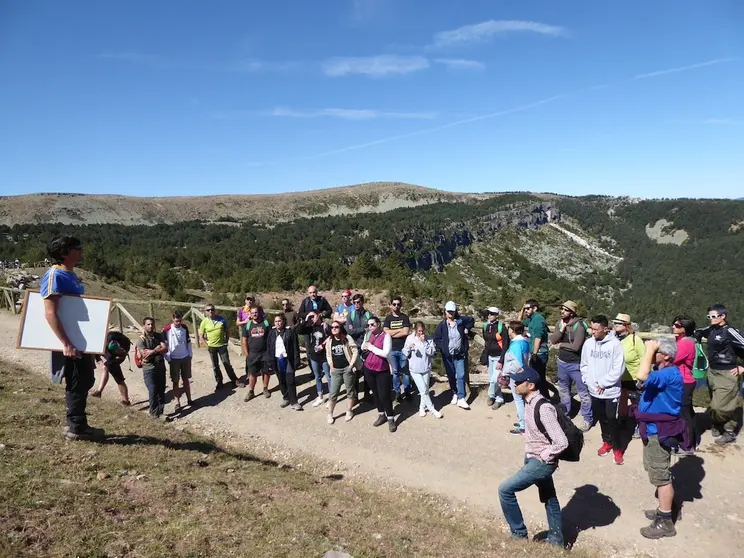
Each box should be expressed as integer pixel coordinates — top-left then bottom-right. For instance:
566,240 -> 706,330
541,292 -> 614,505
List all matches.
116,305 -> 123,332
192,306 -> 200,348
148,302 -> 154,320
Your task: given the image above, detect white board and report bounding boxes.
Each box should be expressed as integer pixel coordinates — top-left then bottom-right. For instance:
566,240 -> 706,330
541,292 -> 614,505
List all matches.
16,291 -> 112,355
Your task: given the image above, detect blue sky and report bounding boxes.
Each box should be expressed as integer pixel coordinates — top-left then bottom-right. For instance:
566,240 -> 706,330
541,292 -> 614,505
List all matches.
1,0 -> 742,199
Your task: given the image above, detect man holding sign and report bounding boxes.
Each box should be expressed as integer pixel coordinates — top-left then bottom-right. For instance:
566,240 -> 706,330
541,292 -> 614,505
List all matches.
41,235 -> 104,441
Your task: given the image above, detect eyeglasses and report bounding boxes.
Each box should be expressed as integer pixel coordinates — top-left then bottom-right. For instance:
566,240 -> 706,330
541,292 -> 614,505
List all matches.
672,322 -> 683,328
560,307 -> 571,312
366,323 -> 376,328
392,302 -> 401,307
707,314 -> 720,320
308,291 -> 317,295
331,326 -> 340,330
205,308 -> 214,312
353,300 -> 362,304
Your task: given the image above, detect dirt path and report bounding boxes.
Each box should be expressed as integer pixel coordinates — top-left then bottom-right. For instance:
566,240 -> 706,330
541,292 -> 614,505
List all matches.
3,311 -> 742,557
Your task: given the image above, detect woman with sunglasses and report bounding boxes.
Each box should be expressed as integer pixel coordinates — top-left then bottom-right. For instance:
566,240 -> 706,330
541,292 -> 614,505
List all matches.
325,321 -> 359,424
671,316 -> 698,454
404,321 -> 443,418
361,316 -> 397,432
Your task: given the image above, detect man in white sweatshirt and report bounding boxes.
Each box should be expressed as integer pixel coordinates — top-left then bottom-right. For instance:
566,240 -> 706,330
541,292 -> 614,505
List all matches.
581,315 -> 625,465
163,310 -> 194,411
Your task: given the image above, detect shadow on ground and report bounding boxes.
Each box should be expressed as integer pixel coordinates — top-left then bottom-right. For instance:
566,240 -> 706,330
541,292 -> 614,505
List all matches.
561,484 -> 621,548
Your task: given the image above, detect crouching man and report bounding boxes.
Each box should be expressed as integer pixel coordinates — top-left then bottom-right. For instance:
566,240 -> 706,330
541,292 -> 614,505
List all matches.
633,338 -> 684,539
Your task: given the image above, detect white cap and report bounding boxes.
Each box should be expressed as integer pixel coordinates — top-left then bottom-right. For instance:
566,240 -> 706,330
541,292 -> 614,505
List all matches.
487,306 -> 500,315
445,301 -> 457,312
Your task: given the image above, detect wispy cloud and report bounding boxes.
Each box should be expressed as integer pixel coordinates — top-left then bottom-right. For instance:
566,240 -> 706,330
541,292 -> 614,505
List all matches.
431,20 -> 567,48
434,58 -> 485,70
322,55 -> 430,77
272,107 -> 437,120
633,57 -> 739,79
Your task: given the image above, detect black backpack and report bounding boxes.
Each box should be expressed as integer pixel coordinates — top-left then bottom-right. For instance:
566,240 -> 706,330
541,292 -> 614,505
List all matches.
534,399 -> 584,462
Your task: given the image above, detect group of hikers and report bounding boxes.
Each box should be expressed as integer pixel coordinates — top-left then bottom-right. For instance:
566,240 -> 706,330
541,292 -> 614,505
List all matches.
37,234 -> 744,547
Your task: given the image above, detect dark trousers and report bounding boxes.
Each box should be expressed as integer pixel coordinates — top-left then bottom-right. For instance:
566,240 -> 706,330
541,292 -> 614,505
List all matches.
63,354 -> 96,433
208,345 -> 237,385
530,353 -> 552,399
364,367 -> 394,418
275,359 -> 298,404
591,396 -> 621,450
681,382 -> 697,450
143,365 -> 166,417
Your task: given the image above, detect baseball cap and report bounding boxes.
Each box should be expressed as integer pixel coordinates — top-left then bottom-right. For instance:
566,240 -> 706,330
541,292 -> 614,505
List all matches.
342,289 -> 352,296
487,306 -> 500,315
445,301 -> 457,312
510,367 -> 541,385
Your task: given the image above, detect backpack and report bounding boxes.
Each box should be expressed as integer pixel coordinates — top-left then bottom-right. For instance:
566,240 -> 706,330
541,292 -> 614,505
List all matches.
534,399 -> 584,462
482,321 -> 504,350
107,331 -> 131,354
689,337 -> 709,379
350,309 -> 371,324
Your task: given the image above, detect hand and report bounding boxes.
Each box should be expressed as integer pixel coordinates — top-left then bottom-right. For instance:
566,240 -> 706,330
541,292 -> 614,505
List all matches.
596,385 -> 605,395
63,343 -> 80,358
361,342 -> 369,351
731,366 -> 743,377
558,321 -> 567,332
645,339 -> 661,353
418,333 -> 426,342
463,328 -> 469,335
496,362 -> 503,370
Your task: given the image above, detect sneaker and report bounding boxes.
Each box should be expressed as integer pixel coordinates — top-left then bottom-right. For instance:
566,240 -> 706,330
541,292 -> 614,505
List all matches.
715,431 -> 737,445
345,410 -> 353,422
64,426 -> 105,441
640,517 -> 676,539
632,425 -> 641,439
487,397 -> 495,407
457,399 -> 471,410
280,398 -> 290,408
644,509 -> 659,521
509,427 -> 525,435
613,449 -> 624,465
373,414 -> 387,427
244,391 -> 255,402
65,430 -> 96,441
711,426 -> 723,438
597,442 -> 613,456
311,396 -> 324,408
388,418 -> 397,433
327,413 -> 335,425
579,421 -> 592,432
419,408 -> 427,417
675,448 -> 696,456
450,394 -> 458,406
264,389 -> 271,399
290,403 -> 303,411
431,410 -> 443,419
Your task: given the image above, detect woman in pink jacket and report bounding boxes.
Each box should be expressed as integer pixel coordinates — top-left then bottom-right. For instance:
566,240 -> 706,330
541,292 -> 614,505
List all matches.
672,316 -> 697,455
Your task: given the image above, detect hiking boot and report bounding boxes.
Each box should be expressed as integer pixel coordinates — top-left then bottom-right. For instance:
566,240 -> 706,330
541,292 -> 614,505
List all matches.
290,403 -> 303,411
492,401 -> 504,410
243,391 -> 255,403
263,389 -> 271,399
715,431 -> 737,445
640,516 -> 676,539
613,449 -> 624,465
280,398 -> 290,408
64,426 -> 105,441
597,442 -> 613,456
579,421 -> 592,432
487,397 -> 495,407
644,509 -> 659,521
373,414 -> 387,427
711,426 -> 723,438
456,399 -> 471,410
388,418 -> 397,432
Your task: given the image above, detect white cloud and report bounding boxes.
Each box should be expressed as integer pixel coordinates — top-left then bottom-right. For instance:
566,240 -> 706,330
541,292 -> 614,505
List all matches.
434,58 -> 485,70
322,55 -> 430,77
633,57 -> 738,79
271,107 -> 437,120
431,20 -> 567,48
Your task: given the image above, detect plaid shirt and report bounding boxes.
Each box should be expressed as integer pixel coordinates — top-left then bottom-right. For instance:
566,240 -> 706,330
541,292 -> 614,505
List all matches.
524,392 -> 568,463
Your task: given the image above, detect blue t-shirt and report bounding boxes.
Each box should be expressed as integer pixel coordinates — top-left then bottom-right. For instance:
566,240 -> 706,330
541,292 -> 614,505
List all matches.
40,265 -> 84,297
503,337 -> 530,376
336,303 -> 353,319
639,365 -> 683,435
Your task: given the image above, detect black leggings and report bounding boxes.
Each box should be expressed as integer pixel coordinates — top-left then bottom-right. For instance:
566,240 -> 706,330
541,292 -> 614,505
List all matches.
681,382 -> 696,450
276,360 -> 298,404
592,396 -> 621,450
364,367 -> 394,418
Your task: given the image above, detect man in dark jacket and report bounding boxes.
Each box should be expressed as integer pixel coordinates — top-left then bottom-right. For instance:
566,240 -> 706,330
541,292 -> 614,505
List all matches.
694,304 -> 744,444
348,293 -> 373,401
297,285 -> 333,344
482,307 -> 510,408
267,314 -> 303,410
433,301 -> 475,410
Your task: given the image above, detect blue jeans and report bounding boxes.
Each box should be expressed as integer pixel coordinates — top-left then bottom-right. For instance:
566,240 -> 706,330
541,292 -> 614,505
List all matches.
499,457 -> 563,546
510,376 -> 525,429
488,356 -> 504,402
309,360 -> 330,396
557,359 -> 593,423
442,354 -> 466,400
389,350 -> 410,393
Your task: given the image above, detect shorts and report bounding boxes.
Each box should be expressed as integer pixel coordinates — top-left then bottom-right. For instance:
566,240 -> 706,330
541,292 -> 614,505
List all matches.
643,435 -> 672,487
246,358 -> 270,376
107,360 -> 126,385
169,357 -> 192,383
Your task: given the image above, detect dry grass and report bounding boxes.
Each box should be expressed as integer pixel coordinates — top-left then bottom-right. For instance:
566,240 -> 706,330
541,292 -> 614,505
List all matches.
0,358 -> 586,558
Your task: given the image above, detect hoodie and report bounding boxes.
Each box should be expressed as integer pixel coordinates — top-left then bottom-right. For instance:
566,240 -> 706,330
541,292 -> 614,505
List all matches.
580,334 -> 625,400
402,333 -> 436,374
162,323 -> 192,361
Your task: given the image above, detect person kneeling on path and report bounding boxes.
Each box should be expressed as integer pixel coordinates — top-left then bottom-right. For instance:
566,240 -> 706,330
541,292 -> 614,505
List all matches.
361,316 -> 397,432
633,338 -> 685,539
325,321 -> 359,424
91,329 -> 132,407
498,367 -> 567,547
242,307 -> 272,402
135,317 -> 168,419
581,315 -> 625,464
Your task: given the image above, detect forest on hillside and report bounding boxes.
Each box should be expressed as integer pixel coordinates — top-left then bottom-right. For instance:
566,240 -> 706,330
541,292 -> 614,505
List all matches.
1,195 -> 742,326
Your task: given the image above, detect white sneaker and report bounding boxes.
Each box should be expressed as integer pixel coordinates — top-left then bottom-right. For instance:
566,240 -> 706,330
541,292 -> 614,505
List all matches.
457,399 -> 471,410
312,396 -> 324,408
450,394 -> 458,406
325,401 -> 330,410
345,410 -> 353,422
419,408 -> 426,417
431,409 -> 443,419
327,413 -> 334,425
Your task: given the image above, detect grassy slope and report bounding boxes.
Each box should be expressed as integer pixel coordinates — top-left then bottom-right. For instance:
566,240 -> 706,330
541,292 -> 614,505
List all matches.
0,359 -> 592,558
